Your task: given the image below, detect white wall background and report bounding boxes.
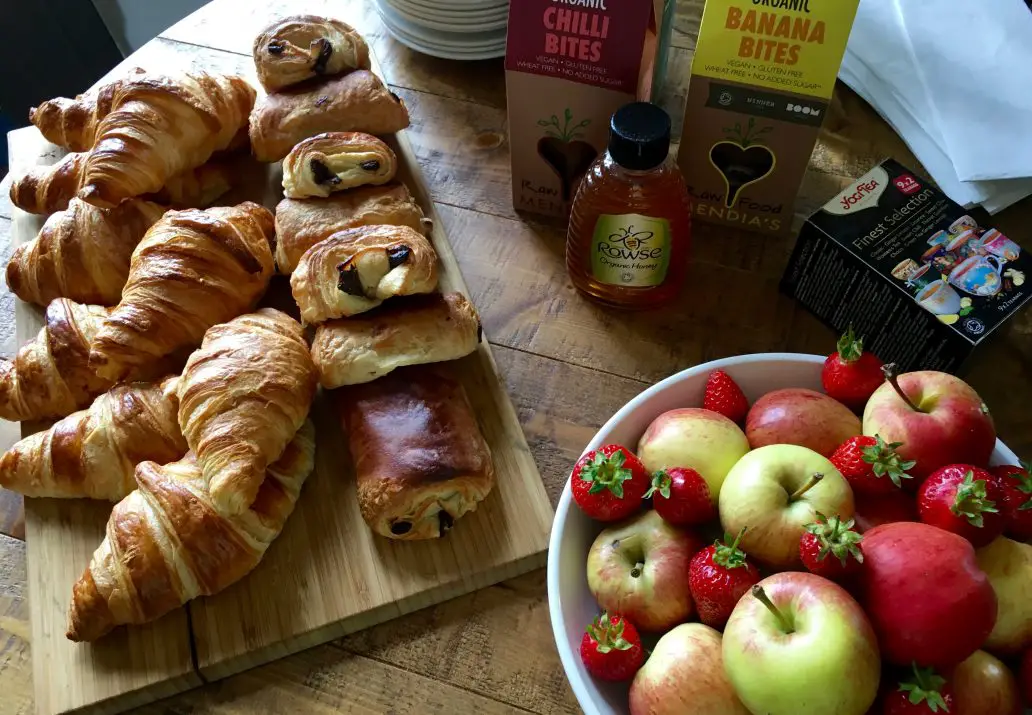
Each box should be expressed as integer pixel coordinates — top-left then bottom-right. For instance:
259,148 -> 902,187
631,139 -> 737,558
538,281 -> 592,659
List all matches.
92,0 -> 208,54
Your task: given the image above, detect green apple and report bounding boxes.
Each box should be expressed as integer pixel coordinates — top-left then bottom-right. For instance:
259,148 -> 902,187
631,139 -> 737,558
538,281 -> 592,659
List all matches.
637,408 -> 750,504
976,536 -> 1032,655
629,624 -> 749,715
718,444 -> 854,568
722,573 -> 881,715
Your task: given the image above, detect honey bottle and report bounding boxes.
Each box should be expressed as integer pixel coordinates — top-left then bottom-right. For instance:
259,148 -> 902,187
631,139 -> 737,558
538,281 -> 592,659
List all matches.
566,102 -> 691,309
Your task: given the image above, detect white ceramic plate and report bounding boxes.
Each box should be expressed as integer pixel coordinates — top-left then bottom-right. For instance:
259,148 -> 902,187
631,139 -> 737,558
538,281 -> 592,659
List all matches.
546,353 -> 1022,715
384,0 -> 508,33
377,6 -> 505,59
388,0 -> 508,24
379,4 -> 507,47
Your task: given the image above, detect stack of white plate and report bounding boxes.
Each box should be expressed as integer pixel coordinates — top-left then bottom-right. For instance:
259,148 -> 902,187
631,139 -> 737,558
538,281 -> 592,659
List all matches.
375,0 -> 508,60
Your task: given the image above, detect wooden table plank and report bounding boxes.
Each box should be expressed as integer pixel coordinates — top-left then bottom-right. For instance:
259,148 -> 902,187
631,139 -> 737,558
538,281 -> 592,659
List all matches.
0,533 -> 32,715
139,643 -> 534,715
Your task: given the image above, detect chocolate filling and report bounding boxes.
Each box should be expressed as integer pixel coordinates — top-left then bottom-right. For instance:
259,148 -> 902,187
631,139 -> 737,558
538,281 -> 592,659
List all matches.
386,245 -> 411,269
313,39 -> 333,74
476,322 -> 483,343
438,510 -> 454,534
390,520 -> 412,536
267,40 -> 285,55
360,159 -> 381,171
336,262 -> 365,296
310,159 -> 342,186
390,92 -> 402,103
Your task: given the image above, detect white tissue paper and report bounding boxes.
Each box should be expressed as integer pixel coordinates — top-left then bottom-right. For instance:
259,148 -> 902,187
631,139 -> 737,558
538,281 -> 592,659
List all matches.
840,0 -> 1032,213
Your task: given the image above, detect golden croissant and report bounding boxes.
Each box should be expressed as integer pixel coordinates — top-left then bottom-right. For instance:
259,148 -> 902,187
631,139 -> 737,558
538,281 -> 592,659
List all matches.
29,68 -> 146,151
0,376 -> 185,500
88,202 -> 275,383
177,308 -> 317,516
8,152 -> 87,215
79,71 -> 256,208
66,419 -> 315,642
290,224 -> 438,324
9,152 -> 240,216
252,15 -> 370,92
0,298 -> 111,422
6,198 -> 166,307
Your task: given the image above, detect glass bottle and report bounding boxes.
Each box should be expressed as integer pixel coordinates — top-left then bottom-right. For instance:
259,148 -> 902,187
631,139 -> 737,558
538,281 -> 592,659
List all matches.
565,102 -> 692,309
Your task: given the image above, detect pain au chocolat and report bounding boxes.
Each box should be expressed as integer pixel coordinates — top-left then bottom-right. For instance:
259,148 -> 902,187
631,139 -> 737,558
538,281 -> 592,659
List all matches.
336,365 -> 495,540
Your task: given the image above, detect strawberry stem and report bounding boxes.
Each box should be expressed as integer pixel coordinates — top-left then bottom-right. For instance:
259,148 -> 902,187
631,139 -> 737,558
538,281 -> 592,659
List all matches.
882,363 -> 924,413
752,585 -> 794,634
790,473 -> 823,501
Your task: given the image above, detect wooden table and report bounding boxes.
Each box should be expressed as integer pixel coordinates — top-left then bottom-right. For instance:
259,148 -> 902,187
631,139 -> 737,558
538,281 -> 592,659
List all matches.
0,1 -> 1030,712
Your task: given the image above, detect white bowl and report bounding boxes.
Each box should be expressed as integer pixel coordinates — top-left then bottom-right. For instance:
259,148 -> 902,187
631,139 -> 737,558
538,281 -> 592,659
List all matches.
546,353 -> 1021,715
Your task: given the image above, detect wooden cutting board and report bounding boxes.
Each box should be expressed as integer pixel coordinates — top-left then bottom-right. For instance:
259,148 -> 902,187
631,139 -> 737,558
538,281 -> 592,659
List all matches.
8,52 -> 553,715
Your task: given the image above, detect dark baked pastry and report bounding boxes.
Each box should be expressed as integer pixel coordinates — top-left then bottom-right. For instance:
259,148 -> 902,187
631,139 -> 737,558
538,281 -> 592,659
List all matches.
337,365 -> 495,540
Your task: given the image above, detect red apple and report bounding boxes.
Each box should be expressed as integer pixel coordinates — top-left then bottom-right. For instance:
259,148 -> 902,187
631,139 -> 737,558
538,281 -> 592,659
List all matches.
637,408 -> 750,504
857,521 -> 997,669
862,366 -> 996,482
745,388 -> 861,457
975,536 -> 1032,655
629,623 -> 749,715
854,490 -> 917,533
586,509 -> 701,632
951,650 -> 1022,715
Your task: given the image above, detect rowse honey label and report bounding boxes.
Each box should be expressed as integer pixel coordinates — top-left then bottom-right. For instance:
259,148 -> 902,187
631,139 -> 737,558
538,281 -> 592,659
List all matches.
590,213 -> 671,287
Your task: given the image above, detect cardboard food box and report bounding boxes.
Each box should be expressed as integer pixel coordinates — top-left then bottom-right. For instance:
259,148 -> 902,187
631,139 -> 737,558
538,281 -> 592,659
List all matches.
678,0 -> 861,235
781,159 -> 1032,372
504,0 -> 673,219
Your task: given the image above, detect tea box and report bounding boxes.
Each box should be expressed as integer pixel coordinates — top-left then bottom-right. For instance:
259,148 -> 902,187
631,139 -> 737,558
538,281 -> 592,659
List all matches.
781,159 -> 1032,371
677,0 -> 861,235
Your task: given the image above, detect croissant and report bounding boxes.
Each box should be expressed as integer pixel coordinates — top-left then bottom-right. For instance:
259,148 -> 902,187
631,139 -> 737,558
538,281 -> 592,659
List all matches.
9,153 -> 241,216
177,309 -> 317,516
8,152 -> 87,215
253,15 -> 370,92
65,419 -> 315,642
7,198 -> 166,307
88,202 -> 275,383
0,376 -> 185,500
249,70 -> 410,162
28,68 -> 145,151
290,224 -> 438,324
274,184 -> 427,275
0,299 -> 111,422
78,72 -> 256,208
282,132 -> 396,199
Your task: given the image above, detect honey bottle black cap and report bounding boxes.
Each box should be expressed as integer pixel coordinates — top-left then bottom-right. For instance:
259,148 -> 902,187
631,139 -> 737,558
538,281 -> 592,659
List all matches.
608,102 -> 671,171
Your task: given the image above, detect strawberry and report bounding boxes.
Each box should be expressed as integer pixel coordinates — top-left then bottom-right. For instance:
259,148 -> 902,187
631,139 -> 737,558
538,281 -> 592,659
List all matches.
800,512 -> 864,582
645,467 -> 714,526
917,464 -> 1006,547
822,326 -> 885,411
570,445 -> 650,522
688,528 -> 761,629
831,435 -> 916,497
703,369 -> 748,423
991,461 -> 1032,542
579,612 -> 644,682
881,664 -> 954,714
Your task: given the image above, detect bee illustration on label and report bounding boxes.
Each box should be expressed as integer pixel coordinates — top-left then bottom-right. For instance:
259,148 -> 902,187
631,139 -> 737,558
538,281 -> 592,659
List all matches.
608,226 -> 655,250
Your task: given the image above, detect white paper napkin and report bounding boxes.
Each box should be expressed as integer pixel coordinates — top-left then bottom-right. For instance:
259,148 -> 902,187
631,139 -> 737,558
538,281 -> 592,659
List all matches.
899,0 -> 1032,181
840,0 -> 1032,212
